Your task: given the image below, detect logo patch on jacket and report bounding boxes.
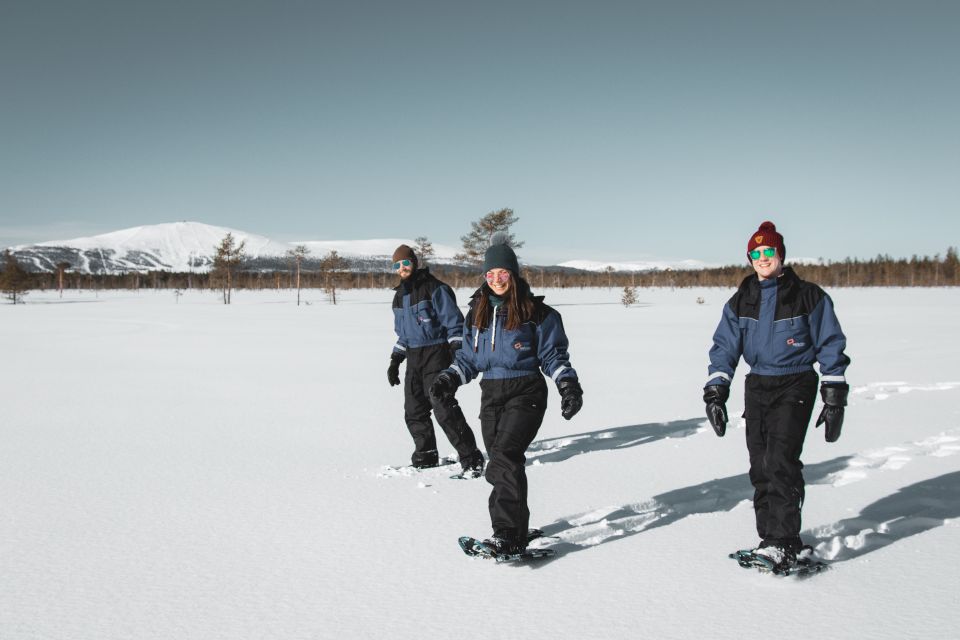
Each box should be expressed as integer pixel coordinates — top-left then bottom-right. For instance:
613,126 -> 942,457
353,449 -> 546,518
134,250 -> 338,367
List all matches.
786,337 -> 806,348
513,341 -> 531,352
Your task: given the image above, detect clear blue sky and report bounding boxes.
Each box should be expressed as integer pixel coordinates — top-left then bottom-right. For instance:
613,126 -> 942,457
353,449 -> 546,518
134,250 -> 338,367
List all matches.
2,0 -> 958,265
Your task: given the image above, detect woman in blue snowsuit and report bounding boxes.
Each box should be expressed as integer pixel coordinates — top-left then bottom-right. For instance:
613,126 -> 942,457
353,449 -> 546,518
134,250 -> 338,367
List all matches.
430,236 -> 584,556
704,221 -> 850,568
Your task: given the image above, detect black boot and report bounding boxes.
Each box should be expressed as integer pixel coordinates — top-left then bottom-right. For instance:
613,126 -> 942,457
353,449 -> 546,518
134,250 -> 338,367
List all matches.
481,530 -> 526,556
460,450 -> 485,478
753,537 -> 803,568
411,449 -> 439,469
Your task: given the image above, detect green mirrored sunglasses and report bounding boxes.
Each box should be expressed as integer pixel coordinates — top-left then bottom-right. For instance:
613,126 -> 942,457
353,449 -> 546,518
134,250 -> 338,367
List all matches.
749,247 -> 777,260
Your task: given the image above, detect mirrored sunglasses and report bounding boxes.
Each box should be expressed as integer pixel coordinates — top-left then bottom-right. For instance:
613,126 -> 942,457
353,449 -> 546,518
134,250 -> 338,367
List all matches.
485,271 -> 511,283
749,247 -> 777,260
392,259 -> 412,270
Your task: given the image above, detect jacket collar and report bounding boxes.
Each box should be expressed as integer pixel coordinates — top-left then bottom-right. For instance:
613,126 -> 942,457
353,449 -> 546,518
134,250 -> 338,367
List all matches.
739,266 -> 800,308
393,267 -> 431,292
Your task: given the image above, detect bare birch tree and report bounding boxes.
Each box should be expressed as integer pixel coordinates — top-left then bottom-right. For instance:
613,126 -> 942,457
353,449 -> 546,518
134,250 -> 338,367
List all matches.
287,244 -> 311,306
56,261 -> 70,298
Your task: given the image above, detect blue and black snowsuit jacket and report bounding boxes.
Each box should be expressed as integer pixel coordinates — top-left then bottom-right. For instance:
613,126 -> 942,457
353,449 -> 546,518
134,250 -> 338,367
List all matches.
391,268 -> 464,356
707,267 -> 849,387
447,287 -> 578,386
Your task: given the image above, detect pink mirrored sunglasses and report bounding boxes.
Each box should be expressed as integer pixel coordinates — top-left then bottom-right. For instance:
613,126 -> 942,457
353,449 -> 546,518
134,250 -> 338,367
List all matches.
484,271 -> 511,284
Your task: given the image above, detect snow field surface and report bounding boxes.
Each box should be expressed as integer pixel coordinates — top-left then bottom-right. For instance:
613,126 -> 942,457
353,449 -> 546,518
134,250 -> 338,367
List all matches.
2,286 -> 959,639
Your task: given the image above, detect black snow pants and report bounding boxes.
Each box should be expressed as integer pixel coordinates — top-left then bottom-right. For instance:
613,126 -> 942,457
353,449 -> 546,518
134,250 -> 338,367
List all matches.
404,343 -> 479,467
744,370 -> 818,546
478,374 -> 548,540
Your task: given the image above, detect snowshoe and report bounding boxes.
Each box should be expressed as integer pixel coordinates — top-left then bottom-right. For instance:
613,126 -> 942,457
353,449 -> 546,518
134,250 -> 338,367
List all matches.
459,529 -> 554,563
729,546 -> 827,577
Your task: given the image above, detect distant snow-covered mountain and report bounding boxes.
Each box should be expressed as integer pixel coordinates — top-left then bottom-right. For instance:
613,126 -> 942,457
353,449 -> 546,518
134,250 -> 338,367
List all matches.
294,239 -> 460,262
6,222 -> 466,274
557,258 -> 716,272
7,221 -> 712,274
10,222 -> 292,274
557,256 -> 825,272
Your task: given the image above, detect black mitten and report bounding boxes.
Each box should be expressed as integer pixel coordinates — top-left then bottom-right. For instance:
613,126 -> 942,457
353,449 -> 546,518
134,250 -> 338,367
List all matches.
429,370 -> 461,407
558,379 -> 583,420
816,383 -> 849,443
703,384 -> 730,437
387,353 -> 405,387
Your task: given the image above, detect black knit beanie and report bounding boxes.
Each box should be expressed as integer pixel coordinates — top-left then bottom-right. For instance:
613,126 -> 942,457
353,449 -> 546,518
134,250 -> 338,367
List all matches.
483,233 -> 519,274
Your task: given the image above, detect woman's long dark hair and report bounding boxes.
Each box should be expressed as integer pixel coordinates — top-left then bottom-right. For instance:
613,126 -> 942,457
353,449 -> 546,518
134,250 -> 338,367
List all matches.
472,274 -> 536,332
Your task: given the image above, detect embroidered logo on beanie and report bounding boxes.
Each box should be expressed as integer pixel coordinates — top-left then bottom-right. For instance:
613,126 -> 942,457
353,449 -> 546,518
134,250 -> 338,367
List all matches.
747,221 -> 786,263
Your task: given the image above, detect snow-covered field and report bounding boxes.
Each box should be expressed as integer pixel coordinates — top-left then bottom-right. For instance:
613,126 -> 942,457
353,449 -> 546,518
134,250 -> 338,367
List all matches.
2,286 -> 959,639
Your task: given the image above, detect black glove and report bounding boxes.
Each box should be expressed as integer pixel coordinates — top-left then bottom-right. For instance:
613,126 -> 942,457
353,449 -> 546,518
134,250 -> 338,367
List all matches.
558,379 -> 583,420
448,340 -> 462,363
816,383 -> 849,443
703,384 -> 730,437
387,353 -> 405,387
429,370 -> 461,408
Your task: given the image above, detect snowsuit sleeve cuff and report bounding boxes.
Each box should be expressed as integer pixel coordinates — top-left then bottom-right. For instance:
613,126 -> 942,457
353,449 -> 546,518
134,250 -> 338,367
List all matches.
450,364 -> 468,385
705,372 -> 731,386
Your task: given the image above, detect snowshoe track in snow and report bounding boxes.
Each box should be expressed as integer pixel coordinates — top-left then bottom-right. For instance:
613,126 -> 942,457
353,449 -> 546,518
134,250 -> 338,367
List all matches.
376,456 -> 458,479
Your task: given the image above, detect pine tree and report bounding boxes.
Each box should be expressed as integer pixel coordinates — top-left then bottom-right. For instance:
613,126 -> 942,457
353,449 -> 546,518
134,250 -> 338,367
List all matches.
413,236 -> 435,266
945,246 -> 959,285
212,233 -> 247,304
0,250 -> 31,304
621,285 -> 637,307
455,208 -> 524,265
320,250 -> 348,304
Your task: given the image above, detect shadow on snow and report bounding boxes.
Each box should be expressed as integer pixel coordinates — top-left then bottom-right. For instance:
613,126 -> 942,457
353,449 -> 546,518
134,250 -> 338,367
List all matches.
526,418 -> 706,466
529,459 -> 960,568
535,456 -> 847,558
808,470 -> 960,562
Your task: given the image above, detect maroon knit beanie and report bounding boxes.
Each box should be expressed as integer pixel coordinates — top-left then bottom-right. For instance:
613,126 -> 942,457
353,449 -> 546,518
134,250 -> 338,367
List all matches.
747,221 -> 786,262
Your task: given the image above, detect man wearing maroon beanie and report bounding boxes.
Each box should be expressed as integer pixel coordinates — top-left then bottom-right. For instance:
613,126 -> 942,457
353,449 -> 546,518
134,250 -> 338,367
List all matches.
703,221 -> 851,572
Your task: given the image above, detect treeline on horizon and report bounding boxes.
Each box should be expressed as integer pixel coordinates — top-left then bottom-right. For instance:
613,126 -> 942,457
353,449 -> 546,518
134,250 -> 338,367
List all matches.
8,248 -> 959,293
